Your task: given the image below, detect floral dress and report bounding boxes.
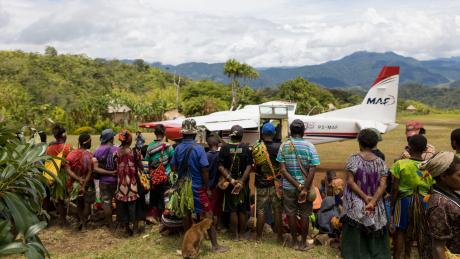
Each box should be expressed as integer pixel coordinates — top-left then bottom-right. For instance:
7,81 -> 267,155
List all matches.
115,148 -> 139,202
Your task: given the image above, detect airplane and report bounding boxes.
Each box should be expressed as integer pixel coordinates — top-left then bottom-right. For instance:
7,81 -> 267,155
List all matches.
139,66 -> 400,145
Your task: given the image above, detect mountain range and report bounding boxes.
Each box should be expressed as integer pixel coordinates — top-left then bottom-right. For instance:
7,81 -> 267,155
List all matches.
150,51 -> 460,88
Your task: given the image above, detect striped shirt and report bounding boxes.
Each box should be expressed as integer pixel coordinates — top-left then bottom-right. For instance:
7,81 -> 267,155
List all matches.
276,138 -> 320,190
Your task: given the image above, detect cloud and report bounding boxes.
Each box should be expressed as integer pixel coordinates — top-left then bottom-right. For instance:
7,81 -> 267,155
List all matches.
0,0 -> 460,66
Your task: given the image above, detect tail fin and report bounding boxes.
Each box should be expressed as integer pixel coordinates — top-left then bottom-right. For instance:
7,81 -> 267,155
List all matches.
316,66 -> 400,124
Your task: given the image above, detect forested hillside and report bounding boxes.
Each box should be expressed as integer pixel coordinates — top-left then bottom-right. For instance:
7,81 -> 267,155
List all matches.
0,49 -> 359,133
152,51 -> 460,88
399,83 -> 460,109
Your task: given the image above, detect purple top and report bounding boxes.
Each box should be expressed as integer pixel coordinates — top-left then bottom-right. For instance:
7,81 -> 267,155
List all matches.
94,144 -> 119,184
342,154 -> 388,230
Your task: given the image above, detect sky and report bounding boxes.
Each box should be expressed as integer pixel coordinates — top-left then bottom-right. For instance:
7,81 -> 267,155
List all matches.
0,0 -> 460,67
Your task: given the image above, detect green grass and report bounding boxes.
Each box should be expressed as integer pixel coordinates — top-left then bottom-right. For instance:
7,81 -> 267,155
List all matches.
316,113 -> 459,166
41,225 -> 339,259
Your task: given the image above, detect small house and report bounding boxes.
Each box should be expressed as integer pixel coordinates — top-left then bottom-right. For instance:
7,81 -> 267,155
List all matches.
406,105 -> 417,112
327,103 -> 337,111
108,104 -> 132,124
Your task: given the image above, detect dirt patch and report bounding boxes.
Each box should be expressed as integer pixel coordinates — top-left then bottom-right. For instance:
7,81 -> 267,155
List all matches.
40,226 -> 122,255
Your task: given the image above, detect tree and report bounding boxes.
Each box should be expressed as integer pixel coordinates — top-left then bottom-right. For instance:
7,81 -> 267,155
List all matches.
278,77 -> 337,114
133,59 -> 149,72
223,59 -> 259,110
224,59 -> 242,110
44,46 -> 57,56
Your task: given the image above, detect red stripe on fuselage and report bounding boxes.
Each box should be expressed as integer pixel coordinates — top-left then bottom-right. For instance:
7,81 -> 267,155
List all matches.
304,132 -> 358,136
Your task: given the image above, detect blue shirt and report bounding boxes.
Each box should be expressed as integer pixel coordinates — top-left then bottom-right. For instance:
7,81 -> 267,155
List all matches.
206,150 -> 220,189
171,139 -> 209,189
276,138 -> 320,190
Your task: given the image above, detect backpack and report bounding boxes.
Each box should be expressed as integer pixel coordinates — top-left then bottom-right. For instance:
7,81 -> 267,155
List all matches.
43,143 -> 70,186
43,151 -> 64,186
149,144 -> 168,185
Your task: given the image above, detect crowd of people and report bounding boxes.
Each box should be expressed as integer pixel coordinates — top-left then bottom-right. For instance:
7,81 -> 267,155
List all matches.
41,119 -> 460,259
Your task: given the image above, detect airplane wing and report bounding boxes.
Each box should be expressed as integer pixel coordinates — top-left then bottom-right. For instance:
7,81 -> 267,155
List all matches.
199,119 -> 258,131
356,120 -> 398,133
139,105 -> 260,137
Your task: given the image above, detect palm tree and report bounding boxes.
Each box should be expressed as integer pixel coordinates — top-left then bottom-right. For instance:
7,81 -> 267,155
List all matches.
224,60 -> 259,110
224,59 -> 243,110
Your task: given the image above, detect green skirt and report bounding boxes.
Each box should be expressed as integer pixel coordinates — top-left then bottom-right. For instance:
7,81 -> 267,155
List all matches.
49,170 -> 68,201
341,222 -> 391,259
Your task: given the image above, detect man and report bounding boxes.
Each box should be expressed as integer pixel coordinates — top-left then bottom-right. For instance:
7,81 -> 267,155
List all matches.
46,124 -> 73,226
277,119 -> 320,251
93,129 -> 118,228
400,120 -> 435,160
252,122 -> 283,242
145,124 -> 174,223
171,119 -> 227,253
218,125 -> 252,241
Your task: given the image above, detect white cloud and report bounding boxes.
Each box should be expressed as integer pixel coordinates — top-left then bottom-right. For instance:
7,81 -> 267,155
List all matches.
0,0 -> 459,66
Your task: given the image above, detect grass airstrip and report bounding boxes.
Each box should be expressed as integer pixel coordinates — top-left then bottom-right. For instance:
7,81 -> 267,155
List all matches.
40,113 -> 459,258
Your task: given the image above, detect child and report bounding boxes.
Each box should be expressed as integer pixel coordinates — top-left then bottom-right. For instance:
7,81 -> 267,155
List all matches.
391,134 -> 434,259
206,135 -> 223,229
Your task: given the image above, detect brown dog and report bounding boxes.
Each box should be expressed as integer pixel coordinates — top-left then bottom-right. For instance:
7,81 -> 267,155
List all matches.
181,218 -> 213,258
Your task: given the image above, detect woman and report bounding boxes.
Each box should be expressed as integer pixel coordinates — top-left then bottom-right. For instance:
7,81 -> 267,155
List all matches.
45,124 -> 72,226
65,134 -> 95,230
421,152 -> 460,259
115,130 -> 145,236
341,129 -> 390,259
145,124 -> 174,223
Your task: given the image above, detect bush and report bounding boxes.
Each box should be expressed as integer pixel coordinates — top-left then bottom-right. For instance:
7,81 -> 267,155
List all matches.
94,119 -> 114,133
73,126 -> 95,135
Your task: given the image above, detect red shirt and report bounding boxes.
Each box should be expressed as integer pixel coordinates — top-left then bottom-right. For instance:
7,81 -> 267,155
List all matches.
66,149 -> 94,179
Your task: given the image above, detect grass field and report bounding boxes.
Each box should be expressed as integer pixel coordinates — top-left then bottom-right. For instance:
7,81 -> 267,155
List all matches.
40,113 -> 459,259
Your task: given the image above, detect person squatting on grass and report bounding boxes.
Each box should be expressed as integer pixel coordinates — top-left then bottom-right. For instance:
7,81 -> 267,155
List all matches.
341,129 -> 390,259
277,119 -> 320,251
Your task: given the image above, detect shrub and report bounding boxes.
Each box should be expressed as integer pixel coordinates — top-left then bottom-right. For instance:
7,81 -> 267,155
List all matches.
73,126 -> 95,135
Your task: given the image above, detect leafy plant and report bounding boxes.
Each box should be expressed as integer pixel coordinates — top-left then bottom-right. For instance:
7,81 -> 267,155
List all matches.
0,125 -> 56,258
